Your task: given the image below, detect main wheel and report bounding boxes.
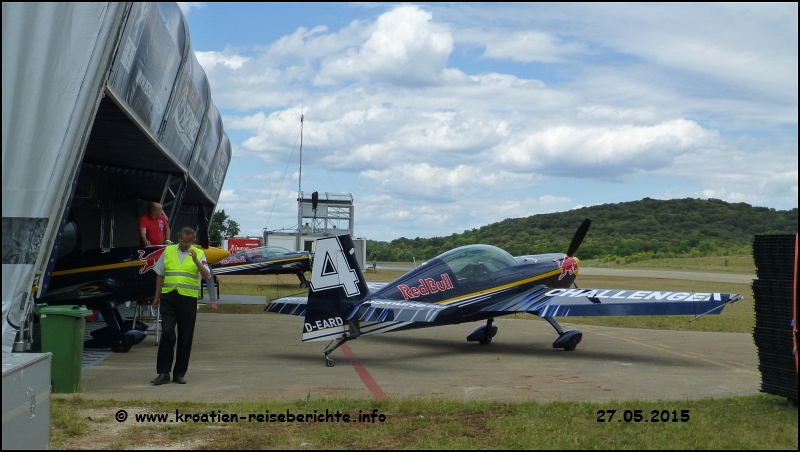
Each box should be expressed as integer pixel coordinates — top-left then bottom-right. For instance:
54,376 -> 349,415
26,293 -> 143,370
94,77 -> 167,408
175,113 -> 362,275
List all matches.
325,356 -> 335,367
563,344 -> 576,351
478,335 -> 492,345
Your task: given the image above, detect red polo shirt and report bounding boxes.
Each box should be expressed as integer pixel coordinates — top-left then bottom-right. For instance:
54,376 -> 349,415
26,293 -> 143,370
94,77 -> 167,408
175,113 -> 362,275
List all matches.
139,213 -> 168,245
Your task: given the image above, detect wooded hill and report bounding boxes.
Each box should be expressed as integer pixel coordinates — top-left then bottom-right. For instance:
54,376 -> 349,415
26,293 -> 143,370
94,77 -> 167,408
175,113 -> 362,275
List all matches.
366,198 -> 798,262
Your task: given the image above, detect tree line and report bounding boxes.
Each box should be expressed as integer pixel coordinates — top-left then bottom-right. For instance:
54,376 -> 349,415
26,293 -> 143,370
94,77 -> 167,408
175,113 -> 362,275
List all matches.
367,198 -> 798,262
209,209 -> 241,244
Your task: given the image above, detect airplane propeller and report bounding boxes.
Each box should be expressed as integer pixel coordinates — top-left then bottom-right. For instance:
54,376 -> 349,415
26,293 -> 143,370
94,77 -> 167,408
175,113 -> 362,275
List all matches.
566,218 -> 591,257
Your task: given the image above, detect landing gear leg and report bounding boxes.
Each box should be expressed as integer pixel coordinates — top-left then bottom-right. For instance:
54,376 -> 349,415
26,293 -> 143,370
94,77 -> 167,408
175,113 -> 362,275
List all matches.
544,316 -> 582,351
321,322 -> 361,367
479,318 -> 494,345
322,334 -> 356,367
297,272 -> 310,289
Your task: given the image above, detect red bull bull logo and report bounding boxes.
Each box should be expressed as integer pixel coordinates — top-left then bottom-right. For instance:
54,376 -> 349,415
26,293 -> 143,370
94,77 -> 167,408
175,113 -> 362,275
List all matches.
138,248 -> 166,274
556,256 -> 579,280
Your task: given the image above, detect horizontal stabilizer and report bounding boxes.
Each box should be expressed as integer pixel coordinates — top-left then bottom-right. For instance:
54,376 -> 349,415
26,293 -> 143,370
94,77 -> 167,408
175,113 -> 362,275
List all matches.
346,299 -> 446,323
265,297 -> 307,316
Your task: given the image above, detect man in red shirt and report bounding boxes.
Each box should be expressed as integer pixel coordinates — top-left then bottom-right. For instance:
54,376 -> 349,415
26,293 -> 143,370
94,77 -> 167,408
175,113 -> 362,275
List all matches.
139,202 -> 171,246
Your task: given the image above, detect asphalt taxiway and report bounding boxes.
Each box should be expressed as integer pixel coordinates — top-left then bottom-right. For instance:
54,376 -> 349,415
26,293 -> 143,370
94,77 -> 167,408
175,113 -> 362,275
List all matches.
77,311 -> 759,403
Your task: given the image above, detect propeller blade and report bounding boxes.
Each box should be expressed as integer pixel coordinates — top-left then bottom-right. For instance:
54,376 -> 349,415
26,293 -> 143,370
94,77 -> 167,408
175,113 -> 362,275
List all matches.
567,218 -> 591,257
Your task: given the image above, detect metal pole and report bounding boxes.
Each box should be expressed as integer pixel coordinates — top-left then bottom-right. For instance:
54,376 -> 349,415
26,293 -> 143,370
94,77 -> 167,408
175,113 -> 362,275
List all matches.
299,114 -> 303,202
297,114 -> 303,251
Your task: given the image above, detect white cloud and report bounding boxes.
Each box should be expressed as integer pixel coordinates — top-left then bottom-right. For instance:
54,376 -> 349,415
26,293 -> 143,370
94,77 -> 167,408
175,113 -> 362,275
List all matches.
352,193 -> 575,241
657,144 -> 799,208
196,50 -> 250,71
317,5 -> 454,86
483,31 -> 585,63
362,163 -> 537,200
218,189 -> 236,201
493,119 -> 719,178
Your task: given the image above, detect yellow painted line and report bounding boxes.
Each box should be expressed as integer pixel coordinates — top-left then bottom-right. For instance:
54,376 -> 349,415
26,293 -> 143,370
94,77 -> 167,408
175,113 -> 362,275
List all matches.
581,327 -> 759,376
435,269 -> 562,305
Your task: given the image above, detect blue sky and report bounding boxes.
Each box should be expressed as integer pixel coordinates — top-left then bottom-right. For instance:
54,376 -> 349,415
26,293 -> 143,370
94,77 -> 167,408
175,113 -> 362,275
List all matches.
178,2 -> 798,241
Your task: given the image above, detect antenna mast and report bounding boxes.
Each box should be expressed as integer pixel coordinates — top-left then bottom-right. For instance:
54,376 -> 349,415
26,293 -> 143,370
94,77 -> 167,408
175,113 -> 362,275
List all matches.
296,113 -> 304,251
298,113 -> 304,201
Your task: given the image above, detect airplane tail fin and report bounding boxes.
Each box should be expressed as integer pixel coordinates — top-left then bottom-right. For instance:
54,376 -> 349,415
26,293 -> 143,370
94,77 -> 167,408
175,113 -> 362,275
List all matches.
302,234 -> 369,342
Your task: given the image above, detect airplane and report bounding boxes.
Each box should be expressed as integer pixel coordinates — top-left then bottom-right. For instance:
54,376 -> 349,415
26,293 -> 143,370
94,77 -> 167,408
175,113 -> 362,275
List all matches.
266,220 -> 743,367
36,240 -> 229,353
211,245 -> 312,288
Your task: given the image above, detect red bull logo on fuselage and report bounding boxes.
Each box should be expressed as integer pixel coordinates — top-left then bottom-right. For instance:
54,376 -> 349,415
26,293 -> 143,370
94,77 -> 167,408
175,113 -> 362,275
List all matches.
138,247 -> 166,274
398,274 -> 454,300
557,256 -> 579,280
220,255 -> 246,265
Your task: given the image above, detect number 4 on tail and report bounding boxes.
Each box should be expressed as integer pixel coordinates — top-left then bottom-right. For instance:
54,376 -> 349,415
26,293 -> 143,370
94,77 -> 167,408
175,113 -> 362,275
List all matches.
310,237 -> 361,297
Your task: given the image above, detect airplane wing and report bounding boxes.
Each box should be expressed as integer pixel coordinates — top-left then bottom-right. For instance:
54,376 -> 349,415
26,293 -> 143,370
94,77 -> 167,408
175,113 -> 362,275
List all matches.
482,286 -> 742,318
345,299 -> 447,323
265,297 -> 307,316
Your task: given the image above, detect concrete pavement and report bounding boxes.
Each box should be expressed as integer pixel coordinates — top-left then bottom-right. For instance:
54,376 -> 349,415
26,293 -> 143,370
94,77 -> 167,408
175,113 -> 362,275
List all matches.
77,312 -> 759,403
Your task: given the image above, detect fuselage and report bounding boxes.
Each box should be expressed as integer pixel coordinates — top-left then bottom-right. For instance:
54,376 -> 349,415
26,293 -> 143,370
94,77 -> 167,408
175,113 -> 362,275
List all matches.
354,250 -> 580,334
37,245 -> 229,307
212,246 -> 311,276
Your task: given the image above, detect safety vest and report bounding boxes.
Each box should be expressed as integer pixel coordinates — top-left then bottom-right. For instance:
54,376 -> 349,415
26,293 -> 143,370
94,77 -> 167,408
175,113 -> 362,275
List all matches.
162,245 -> 205,298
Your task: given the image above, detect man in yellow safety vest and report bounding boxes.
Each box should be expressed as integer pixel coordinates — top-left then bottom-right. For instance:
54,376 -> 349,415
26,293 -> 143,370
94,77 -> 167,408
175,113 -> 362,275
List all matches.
150,227 -> 211,385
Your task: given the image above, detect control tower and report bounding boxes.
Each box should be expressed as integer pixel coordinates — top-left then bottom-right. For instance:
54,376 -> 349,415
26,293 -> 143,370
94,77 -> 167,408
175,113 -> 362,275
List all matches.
263,191 -> 366,269
298,191 -> 354,240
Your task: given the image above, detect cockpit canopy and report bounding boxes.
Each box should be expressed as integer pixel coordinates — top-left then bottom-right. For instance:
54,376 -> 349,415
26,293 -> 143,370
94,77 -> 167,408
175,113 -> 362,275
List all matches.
435,244 -> 518,283
244,246 -> 294,260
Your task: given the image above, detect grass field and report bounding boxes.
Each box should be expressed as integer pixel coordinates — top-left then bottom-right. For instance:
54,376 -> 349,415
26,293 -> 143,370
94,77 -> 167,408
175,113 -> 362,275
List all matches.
50,394 -> 798,449
578,254 -> 756,274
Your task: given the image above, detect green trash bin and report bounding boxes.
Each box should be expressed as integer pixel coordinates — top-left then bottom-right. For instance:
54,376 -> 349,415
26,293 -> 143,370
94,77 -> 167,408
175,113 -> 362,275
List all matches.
35,304 -> 92,393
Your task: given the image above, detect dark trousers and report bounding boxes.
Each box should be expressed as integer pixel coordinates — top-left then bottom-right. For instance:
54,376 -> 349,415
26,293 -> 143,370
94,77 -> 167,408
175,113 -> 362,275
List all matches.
156,291 -> 197,377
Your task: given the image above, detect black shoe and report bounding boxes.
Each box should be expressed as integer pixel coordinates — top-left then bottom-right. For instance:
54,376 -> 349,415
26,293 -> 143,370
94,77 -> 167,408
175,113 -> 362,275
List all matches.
173,375 -> 186,384
151,373 -> 170,385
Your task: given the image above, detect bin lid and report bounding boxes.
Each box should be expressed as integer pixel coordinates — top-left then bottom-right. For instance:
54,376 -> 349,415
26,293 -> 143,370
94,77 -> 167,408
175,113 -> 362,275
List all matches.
34,304 -> 92,317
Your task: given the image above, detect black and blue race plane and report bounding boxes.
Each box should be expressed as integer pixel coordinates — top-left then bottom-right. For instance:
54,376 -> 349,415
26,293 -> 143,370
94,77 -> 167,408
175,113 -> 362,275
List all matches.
212,246 -> 312,288
266,220 -> 742,367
